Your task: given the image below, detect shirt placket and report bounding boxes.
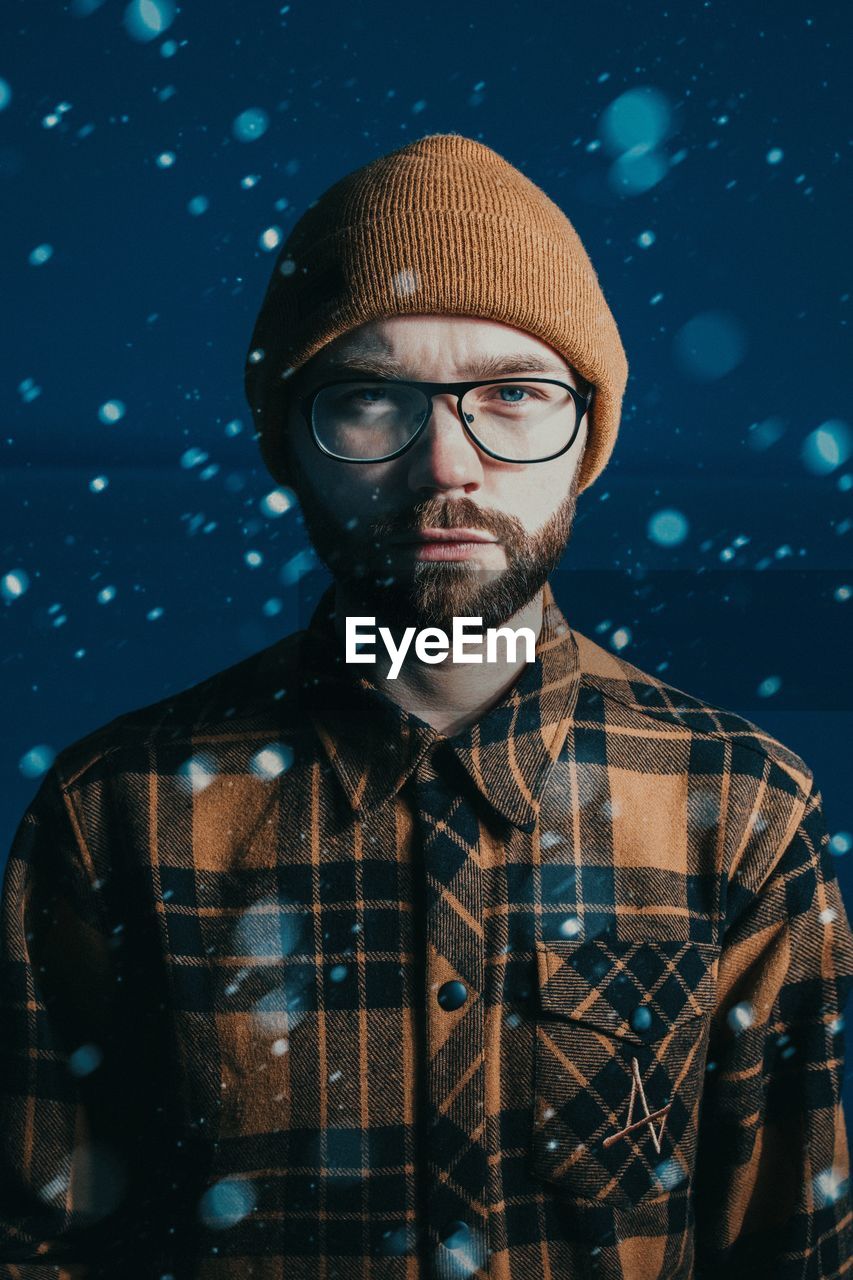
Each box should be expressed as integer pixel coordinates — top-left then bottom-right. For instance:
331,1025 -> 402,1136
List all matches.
412,744 -> 490,1278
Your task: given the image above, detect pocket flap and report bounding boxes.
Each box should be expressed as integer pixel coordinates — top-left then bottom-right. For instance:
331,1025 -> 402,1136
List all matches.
535,936 -> 718,1040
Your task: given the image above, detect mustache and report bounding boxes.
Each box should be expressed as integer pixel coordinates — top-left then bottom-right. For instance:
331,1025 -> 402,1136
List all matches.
369,497 -> 525,551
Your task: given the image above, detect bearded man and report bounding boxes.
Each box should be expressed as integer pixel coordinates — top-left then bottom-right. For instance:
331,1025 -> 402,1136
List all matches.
2,133 -> 851,1279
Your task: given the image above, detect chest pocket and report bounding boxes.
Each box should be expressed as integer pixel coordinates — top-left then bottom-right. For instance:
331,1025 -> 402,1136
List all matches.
530,935 -> 719,1208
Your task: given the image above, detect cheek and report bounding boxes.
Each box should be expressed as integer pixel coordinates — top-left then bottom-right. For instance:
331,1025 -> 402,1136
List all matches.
499,468 -> 572,531
290,442 -> 393,517
321,465 -> 383,511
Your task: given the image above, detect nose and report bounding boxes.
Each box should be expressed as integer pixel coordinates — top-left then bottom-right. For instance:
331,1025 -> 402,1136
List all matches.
405,394 -> 484,496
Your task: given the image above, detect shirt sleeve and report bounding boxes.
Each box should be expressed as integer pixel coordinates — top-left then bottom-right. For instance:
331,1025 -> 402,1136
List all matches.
0,768 -> 172,1277
694,777 -> 853,1277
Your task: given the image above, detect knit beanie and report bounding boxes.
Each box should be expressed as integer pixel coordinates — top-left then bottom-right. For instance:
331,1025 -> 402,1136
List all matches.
244,133 -> 628,493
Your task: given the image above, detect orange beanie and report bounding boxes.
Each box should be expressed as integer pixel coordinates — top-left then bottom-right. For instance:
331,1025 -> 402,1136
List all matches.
244,132 -> 629,493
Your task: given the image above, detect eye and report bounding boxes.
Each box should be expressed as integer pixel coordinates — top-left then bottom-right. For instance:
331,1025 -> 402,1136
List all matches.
496,385 -> 533,403
350,387 -> 387,404
480,384 -> 552,408
332,385 -> 391,409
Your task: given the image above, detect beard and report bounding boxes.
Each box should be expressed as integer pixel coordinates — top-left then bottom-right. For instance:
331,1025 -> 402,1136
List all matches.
286,452 -> 581,634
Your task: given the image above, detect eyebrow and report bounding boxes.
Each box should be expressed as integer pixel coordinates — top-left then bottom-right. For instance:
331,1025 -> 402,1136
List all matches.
317,351 -> 575,381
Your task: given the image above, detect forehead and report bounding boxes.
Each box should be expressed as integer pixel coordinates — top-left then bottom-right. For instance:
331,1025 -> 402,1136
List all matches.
304,315 -> 573,378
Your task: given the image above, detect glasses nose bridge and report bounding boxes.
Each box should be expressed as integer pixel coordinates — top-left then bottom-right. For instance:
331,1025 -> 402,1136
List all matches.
417,383 -> 467,433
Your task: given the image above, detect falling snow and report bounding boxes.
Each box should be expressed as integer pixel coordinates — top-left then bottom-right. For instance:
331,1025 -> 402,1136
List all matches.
198,1178 -> 257,1229
28,244 -> 53,266
250,744 -> 294,779
727,1002 -> 756,1034
1,570 -> 30,602
124,0 -> 175,44
19,745 -> 56,780
98,400 -> 126,425
2,18 -> 850,1219
259,225 -> 283,252
232,108 -> 270,143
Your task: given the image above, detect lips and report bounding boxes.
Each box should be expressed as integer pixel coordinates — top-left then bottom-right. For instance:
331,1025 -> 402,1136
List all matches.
390,528 -> 499,545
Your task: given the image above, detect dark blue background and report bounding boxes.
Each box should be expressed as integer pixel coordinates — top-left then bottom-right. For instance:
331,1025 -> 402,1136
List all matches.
2,1 -> 851,1142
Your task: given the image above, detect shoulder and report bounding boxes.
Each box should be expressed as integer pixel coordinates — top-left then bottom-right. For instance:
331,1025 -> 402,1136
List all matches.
568,629 -> 821,892
571,627 -> 814,800
51,629 -> 308,792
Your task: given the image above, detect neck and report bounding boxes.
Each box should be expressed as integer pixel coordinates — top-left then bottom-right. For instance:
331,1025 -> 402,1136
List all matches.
330,584 -> 546,736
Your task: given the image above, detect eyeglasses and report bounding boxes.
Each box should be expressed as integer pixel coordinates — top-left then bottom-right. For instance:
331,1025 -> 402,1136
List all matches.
298,377 -> 592,465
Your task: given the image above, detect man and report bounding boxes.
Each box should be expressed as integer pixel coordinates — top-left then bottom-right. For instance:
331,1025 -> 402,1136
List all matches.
1,133 -> 851,1279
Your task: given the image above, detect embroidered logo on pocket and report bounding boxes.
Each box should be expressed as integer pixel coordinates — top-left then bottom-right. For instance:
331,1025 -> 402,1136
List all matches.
602,1056 -> 671,1155
530,936 -> 719,1206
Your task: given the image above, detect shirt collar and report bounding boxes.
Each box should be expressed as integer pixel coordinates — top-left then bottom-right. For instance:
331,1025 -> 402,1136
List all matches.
297,580 -> 582,832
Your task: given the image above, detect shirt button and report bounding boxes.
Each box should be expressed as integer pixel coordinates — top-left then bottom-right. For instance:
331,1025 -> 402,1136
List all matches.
437,979 -> 468,1011
630,1006 -> 653,1033
440,1220 -> 470,1248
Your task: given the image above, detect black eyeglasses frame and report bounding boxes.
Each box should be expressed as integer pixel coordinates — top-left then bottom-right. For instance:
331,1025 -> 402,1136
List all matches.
298,376 -> 593,465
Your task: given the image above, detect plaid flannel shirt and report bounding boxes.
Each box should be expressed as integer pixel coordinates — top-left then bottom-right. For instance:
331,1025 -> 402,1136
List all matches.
2,579 -> 852,1280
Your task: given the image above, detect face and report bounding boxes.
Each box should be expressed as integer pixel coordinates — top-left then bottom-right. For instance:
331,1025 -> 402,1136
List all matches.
282,315 -> 589,632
